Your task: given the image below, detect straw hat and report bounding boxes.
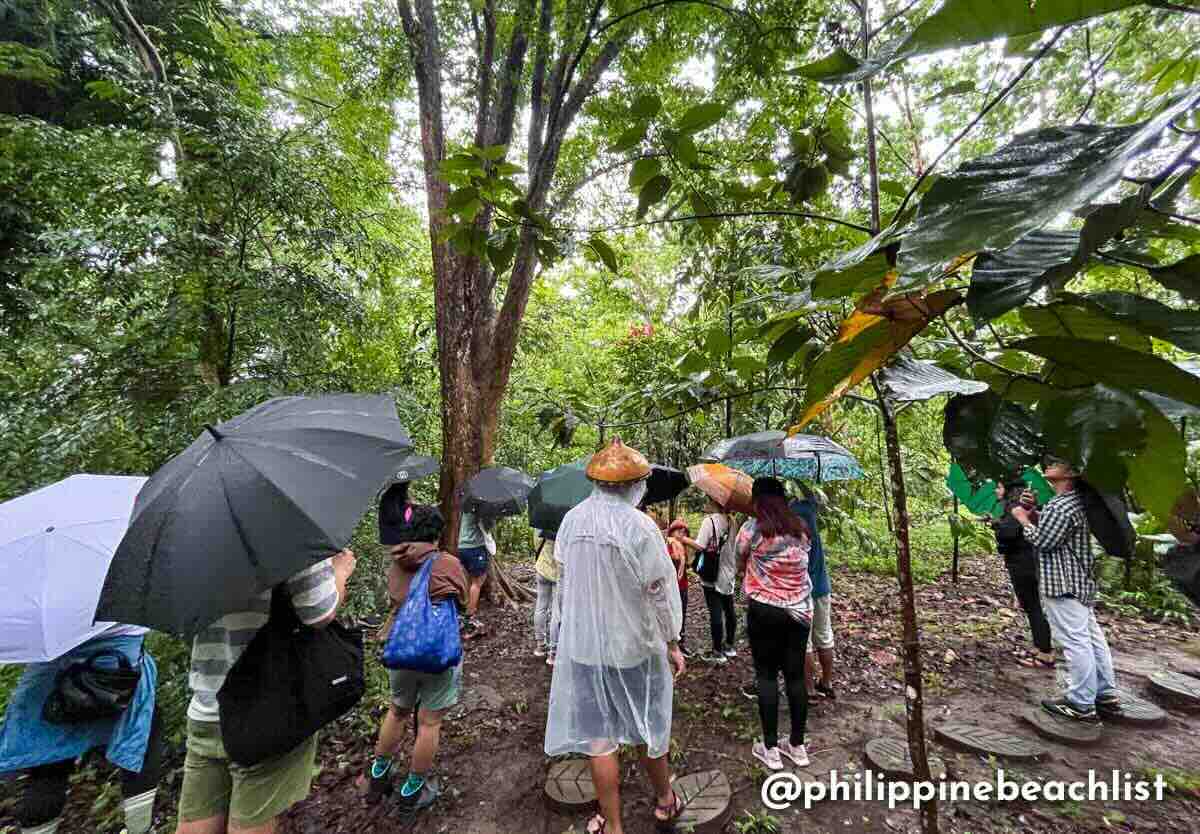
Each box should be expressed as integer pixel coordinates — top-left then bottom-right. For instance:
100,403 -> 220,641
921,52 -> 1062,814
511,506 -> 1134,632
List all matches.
586,437 -> 651,484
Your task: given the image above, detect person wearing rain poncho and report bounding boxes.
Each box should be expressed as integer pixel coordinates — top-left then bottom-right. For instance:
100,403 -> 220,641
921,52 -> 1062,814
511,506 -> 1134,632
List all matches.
544,438 -> 686,834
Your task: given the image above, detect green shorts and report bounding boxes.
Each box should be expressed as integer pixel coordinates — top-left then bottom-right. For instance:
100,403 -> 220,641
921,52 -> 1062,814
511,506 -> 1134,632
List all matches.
388,662 -> 462,711
178,719 -> 318,828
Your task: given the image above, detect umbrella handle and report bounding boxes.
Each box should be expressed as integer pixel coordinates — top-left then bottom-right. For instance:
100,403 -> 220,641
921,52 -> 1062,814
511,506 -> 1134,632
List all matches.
203,424 -> 224,441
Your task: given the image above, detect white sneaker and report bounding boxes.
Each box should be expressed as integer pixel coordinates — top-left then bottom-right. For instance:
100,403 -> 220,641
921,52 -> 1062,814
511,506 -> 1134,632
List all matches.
701,652 -> 727,665
752,741 -> 783,771
723,647 -> 736,659
779,740 -> 809,767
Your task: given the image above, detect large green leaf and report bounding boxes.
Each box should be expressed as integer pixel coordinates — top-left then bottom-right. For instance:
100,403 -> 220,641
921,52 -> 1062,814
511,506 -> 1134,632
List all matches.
878,354 -> 989,402
787,47 -> 862,81
967,231 -> 1079,322
901,86 -> 1200,286
1148,253 -> 1200,302
943,391 -> 1043,483
808,0 -> 1144,85
766,326 -> 814,366
1012,336 -> 1200,407
1143,361 -> 1200,421
636,174 -> 672,219
1039,384 -> 1147,491
812,252 -> 892,300
628,157 -> 662,189
587,236 -> 619,273
1128,395 -> 1190,524
676,103 -> 726,135
1019,300 -> 1151,352
792,290 -> 962,428
1082,291 -> 1200,352
630,93 -> 662,119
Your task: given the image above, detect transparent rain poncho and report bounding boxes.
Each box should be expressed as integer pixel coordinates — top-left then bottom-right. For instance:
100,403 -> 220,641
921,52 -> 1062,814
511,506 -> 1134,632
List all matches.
544,480 -> 682,759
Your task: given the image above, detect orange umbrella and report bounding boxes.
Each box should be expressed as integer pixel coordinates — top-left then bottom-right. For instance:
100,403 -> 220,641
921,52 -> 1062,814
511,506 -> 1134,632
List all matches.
686,463 -> 755,515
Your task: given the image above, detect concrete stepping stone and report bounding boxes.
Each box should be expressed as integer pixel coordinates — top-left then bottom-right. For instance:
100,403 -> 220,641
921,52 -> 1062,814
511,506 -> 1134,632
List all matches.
933,722 -> 1045,761
671,769 -> 732,833
1019,706 -> 1102,746
863,737 -> 946,780
544,759 -> 596,814
1149,670 -> 1200,705
1101,689 -> 1167,726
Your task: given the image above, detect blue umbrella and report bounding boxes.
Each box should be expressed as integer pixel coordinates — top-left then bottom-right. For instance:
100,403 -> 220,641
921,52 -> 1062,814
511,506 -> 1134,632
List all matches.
709,433 -> 864,483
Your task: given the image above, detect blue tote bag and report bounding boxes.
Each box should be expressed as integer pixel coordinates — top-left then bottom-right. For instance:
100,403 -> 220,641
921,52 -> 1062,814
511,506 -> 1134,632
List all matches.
380,555 -> 462,673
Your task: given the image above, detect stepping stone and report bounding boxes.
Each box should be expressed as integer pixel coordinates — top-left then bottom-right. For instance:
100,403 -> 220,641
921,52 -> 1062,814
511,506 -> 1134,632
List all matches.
672,769 -> 732,833
863,737 -> 947,781
932,722 -> 1045,761
1100,690 -> 1167,727
544,759 -> 596,814
1111,655 -> 1158,679
1019,706 -> 1102,746
1149,670 -> 1200,705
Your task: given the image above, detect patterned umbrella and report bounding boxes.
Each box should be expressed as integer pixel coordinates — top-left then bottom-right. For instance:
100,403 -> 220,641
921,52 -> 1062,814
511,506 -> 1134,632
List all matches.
706,432 -> 864,483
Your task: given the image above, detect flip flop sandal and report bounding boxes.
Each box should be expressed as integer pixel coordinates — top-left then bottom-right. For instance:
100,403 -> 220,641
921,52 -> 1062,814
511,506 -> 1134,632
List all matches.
654,790 -> 685,831
586,813 -> 607,833
1017,655 -> 1055,669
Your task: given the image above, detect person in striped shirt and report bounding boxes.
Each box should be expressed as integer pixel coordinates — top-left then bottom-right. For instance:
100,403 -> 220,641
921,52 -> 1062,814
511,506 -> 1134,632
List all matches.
1013,462 -> 1117,723
176,549 -> 355,834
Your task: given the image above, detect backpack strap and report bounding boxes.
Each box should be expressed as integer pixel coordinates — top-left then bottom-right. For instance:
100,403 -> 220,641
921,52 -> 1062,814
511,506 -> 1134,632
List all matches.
269,582 -> 301,629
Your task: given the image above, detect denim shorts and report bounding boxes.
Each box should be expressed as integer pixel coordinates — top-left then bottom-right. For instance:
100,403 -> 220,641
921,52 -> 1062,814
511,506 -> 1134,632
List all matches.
458,546 -> 490,578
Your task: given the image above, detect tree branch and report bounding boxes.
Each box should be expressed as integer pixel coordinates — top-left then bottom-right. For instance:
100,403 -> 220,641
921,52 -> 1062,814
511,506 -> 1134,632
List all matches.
549,152 -> 668,215
553,209 -> 874,234
1150,0 -> 1200,14
527,0 -> 553,172
489,0 -> 534,148
473,0 -> 497,148
892,26 -> 1067,222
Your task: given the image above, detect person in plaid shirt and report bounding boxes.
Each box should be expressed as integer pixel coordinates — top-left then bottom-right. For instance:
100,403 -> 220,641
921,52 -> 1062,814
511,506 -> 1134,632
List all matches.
1013,462 -> 1117,722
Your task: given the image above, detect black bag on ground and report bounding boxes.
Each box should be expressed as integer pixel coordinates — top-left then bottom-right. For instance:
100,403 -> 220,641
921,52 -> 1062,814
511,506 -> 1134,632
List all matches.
217,584 -> 364,766
691,517 -> 727,585
42,651 -> 141,724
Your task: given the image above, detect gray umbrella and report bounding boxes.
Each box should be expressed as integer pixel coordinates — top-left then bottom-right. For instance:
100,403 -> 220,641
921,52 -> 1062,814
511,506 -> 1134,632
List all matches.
96,394 -> 412,635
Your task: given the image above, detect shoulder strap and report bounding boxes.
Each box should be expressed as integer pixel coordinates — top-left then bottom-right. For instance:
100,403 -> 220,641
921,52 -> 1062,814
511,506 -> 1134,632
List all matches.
269,583 -> 300,628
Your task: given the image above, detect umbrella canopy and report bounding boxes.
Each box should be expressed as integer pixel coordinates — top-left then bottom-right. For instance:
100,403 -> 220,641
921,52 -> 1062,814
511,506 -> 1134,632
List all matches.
384,452 -> 440,485
528,461 -> 686,533
1,475 -> 147,663
464,466 -> 535,518
946,464 -> 1053,518
527,459 -> 592,533
1076,480 -> 1136,559
686,463 -> 755,515
706,432 -> 864,483
643,465 -> 689,506
97,394 -> 412,635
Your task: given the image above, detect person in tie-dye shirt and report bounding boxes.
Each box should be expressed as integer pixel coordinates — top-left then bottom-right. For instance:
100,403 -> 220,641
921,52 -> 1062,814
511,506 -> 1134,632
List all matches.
735,477 -> 812,773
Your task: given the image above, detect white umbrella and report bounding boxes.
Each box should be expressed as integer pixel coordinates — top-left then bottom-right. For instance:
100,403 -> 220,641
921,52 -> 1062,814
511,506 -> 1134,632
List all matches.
0,474 -> 146,663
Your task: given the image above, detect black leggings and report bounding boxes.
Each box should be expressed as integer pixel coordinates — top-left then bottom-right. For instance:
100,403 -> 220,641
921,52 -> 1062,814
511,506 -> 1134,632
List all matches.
1008,568 -> 1052,653
703,586 -> 736,652
16,709 -> 165,827
678,584 -> 689,648
747,599 -> 810,749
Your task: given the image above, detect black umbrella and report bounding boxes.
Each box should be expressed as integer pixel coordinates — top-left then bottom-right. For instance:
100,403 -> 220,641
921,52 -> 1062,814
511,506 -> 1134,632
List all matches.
643,465 -> 688,506
97,394 -> 412,635
701,431 -> 787,462
1076,480 -> 1136,559
464,466 -> 535,518
378,453 -> 440,499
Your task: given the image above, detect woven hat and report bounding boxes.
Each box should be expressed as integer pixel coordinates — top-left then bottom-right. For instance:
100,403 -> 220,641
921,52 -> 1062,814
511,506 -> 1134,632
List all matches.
586,437 -> 651,484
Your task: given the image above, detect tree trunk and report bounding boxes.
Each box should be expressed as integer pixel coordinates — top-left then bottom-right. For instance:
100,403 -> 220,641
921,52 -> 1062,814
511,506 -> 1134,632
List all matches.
880,391 -> 939,834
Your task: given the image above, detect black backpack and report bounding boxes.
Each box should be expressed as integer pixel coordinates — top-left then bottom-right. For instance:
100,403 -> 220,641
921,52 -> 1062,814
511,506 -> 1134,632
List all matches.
217,584 -> 365,766
692,517 -> 728,585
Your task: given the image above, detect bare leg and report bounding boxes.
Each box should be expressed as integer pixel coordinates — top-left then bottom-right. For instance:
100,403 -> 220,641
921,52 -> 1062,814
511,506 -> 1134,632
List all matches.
411,708 -> 444,773
817,647 -> 834,688
467,576 -> 483,617
805,651 -> 818,691
376,707 -> 410,757
639,749 -> 675,821
589,752 -> 624,834
176,819 -> 227,834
